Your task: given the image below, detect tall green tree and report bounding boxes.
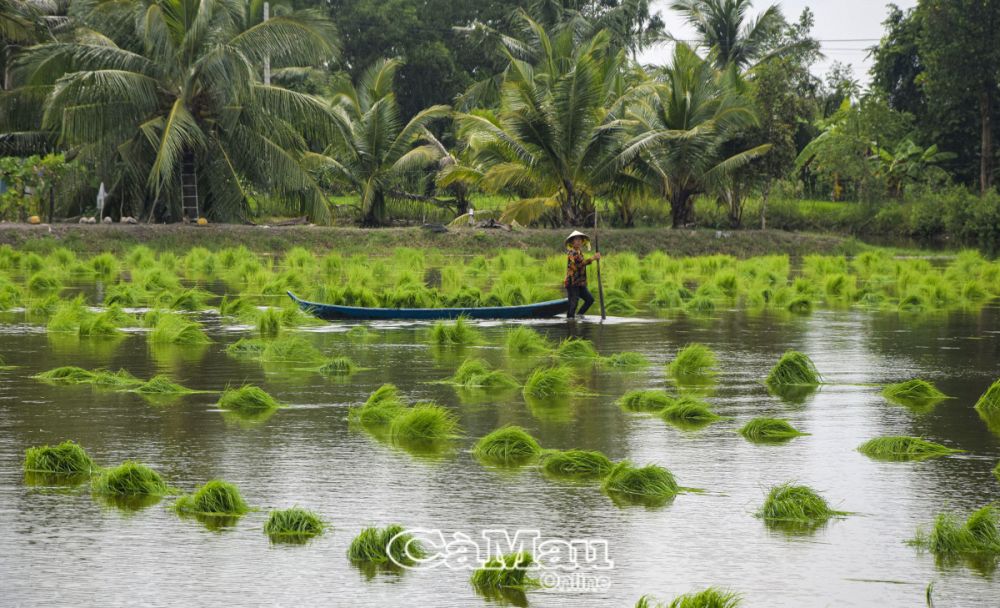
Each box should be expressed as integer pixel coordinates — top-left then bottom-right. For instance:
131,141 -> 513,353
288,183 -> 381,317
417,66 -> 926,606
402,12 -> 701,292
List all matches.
2,0 -> 340,222
869,4 -> 925,119
669,0 -> 785,70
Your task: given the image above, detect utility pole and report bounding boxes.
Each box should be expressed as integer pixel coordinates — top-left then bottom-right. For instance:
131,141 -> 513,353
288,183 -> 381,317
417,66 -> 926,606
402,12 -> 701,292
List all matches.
263,2 -> 271,86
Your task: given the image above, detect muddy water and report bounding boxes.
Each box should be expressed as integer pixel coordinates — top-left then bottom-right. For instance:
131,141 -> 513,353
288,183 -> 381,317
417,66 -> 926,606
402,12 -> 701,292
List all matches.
1,305 -> 999,607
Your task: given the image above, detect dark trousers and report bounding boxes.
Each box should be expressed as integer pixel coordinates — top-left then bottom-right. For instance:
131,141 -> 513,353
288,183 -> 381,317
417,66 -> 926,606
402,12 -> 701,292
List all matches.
566,285 -> 594,317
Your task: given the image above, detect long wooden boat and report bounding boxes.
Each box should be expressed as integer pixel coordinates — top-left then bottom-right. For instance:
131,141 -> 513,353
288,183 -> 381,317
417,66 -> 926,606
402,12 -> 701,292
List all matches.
287,291 -> 569,321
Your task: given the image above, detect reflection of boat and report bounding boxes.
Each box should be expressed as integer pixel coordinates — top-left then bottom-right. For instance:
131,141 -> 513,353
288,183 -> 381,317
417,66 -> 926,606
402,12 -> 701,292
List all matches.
288,291 -> 568,321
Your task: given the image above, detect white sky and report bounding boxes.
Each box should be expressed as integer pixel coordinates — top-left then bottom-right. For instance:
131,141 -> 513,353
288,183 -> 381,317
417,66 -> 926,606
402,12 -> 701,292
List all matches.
638,0 -> 919,86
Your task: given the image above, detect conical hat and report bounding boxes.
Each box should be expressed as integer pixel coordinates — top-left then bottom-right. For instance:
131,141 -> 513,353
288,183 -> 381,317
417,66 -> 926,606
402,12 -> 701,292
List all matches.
564,230 -> 591,247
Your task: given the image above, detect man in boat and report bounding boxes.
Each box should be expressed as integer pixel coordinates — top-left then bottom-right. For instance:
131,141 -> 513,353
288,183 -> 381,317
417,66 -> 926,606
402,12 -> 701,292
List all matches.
564,230 -> 601,319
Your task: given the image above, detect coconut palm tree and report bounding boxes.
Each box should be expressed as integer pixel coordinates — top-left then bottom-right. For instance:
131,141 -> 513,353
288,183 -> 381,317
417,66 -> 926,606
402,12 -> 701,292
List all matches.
612,43 -> 768,227
669,0 -> 785,70
3,0 -> 339,222
302,58 -> 450,226
451,12 -> 632,226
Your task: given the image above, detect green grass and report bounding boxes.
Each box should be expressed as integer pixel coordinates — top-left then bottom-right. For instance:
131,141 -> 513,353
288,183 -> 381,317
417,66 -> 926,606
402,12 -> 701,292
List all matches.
388,403 -> 459,443
91,460 -> 172,496
449,359 -> 518,389
23,440 -> 96,475
348,524 -> 426,566
912,505 -> 1000,557
147,312 -> 211,345
318,356 -> 359,375
604,351 -> 650,368
601,461 -> 679,505
173,480 -> 250,516
756,483 -> 845,528
217,385 -> 284,413
556,337 -> 600,360
739,418 -> 806,443
618,390 -> 673,412
660,396 -> 723,426
522,365 -> 574,400
973,379 -> 1000,415
540,449 -> 613,480
473,426 -> 542,466
428,317 -> 482,346
857,436 -> 963,461
766,351 -> 821,386
636,588 -> 742,608
471,552 -> 537,593
34,366 -> 140,387
504,326 -> 553,356
666,343 -> 718,380
349,384 -> 407,427
256,308 -> 282,338
259,336 -> 326,364
264,508 -> 326,541
882,379 -> 949,408
134,374 -> 197,394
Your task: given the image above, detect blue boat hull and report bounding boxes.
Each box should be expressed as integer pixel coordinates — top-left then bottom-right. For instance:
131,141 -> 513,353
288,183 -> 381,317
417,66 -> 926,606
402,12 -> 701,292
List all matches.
287,292 -> 568,321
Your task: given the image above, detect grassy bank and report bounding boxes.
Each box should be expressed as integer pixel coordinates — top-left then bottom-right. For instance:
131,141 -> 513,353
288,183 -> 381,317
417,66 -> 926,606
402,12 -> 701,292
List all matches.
1,224 -> 867,258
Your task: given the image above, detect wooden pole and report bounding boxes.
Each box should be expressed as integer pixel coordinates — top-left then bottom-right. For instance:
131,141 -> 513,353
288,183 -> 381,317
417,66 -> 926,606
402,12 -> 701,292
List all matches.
594,209 -> 606,320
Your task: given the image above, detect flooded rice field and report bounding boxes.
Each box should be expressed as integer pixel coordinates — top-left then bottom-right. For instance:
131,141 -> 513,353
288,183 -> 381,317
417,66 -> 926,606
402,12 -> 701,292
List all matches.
2,299 -> 999,607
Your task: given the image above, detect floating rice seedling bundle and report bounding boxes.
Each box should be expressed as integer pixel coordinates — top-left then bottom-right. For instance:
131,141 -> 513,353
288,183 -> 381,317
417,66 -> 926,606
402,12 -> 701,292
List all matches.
349,384 -> 407,427
973,379 -> 1000,415
756,483 -> 845,528
604,352 -> 649,368
504,326 -> 553,356
540,449 -> 613,480
174,480 -> 249,516
635,587 -> 742,608
259,336 -> 326,364
601,461 -> 679,506
522,365 -> 574,400
27,271 -> 62,296
104,282 -> 145,307
34,366 -> 140,387
471,552 -> 537,591
226,338 -> 266,358
666,343 -> 718,381
739,418 -> 806,443
134,375 -> 197,394
912,505 -> 1000,558
428,317 -> 481,346
604,289 -> 638,315
617,390 -> 673,412
786,295 -> 812,314
345,326 -> 371,341
388,403 -> 459,443
218,295 -> 254,318
147,313 -> 211,345
765,351 -> 821,386
318,356 -> 358,375
556,337 -> 600,360
89,253 -> 120,279
46,298 -> 87,332
23,440 -> 96,475
217,385 -> 284,413
449,359 -> 518,389
684,294 -> 717,315
264,508 -> 326,542
348,524 -> 425,566
256,308 -> 282,338
473,426 -> 542,466
77,313 -> 124,338
649,281 -> 691,309
857,436 -> 963,461
167,288 -> 210,311
91,461 -> 172,496
882,379 -> 949,408
660,396 -> 723,426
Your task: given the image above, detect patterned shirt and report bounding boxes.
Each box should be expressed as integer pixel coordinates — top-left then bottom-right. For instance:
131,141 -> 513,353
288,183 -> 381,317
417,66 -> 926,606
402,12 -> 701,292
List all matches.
565,249 -> 588,287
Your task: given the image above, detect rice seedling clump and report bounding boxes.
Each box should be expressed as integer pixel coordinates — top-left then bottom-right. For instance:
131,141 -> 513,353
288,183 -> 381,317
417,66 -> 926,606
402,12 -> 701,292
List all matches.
148,313 -> 211,345
217,385 -> 284,413
473,426 -> 542,466
91,461 -> 171,496
34,366 -> 140,387
471,552 -> 537,591
350,384 -> 406,427
660,396 -> 723,426
174,480 -> 249,516
756,483 -> 845,527
348,524 -> 426,566
319,356 -> 358,375
388,403 -> 459,443
601,461 -> 679,504
449,359 -> 518,389
264,508 -> 326,541
556,337 -> 600,360
428,317 -> 482,346
540,450 -> 613,480
739,418 -> 806,443
522,365 -> 574,400
226,338 -> 266,358
766,351 -> 821,386
259,336 -> 326,364
135,375 -> 197,394
912,505 -> 1000,557
504,326 -> 553,356
882,379 -> 949,407
256,308 -> 282,338
974,379 -> 1000,415
604,352 -> 650,368
857,436 -> 962,461
666,343 -> 718,380
618,390 -> 673,412
77,313 -> 123,338
23,440 -> 96,475
635,587 -> 742,608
